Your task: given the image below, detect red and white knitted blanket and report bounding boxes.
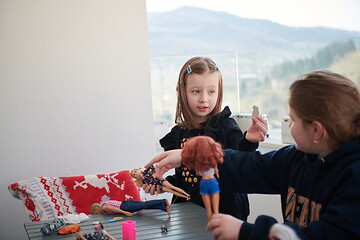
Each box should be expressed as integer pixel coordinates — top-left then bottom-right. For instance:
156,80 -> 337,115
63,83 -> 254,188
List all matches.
8,170 -> 140,221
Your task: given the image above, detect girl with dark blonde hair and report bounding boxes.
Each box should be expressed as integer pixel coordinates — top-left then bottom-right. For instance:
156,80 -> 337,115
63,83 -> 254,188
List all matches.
146,56 -> 268,221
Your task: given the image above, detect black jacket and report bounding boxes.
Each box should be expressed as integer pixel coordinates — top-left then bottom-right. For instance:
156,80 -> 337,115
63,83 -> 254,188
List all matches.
160,106 -> 258,220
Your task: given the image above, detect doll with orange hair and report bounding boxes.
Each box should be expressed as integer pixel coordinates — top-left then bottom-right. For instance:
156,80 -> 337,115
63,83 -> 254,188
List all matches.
181,136 -> 224,221
130,167 -> 190,200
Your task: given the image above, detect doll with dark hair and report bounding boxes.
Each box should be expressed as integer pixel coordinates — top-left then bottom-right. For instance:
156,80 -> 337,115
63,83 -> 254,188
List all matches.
130,167 -> 190,200
181,136 -> 224,221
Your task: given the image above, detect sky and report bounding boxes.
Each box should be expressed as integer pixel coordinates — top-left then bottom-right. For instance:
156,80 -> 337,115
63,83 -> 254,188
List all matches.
146,0 -> 360,32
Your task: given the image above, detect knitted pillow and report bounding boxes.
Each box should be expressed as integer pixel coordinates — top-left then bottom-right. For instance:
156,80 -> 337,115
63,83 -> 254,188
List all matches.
8,170 -> 140,221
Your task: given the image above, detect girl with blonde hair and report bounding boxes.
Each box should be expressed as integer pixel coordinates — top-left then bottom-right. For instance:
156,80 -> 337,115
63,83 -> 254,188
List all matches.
147,56 -> 267,221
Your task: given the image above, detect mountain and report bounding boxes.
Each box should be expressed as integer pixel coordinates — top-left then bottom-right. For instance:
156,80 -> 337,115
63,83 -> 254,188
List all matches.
147,6 -> 360,57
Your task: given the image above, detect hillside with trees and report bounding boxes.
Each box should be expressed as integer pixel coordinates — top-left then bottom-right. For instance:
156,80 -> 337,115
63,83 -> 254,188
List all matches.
271,40 -> 358,83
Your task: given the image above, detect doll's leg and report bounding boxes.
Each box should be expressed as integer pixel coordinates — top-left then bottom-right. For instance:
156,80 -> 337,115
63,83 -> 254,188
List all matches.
201,194 -> 213,221
173,186 -> 190,197
166,199 -> 171,216
162,187 -> 190,200
122,199 -> 170,215
163,181 -> 190,197
125,199 -> 163,212
210,193 -> 220,214
121,199 -> 166,212
141,199 -> 168,212
120,200 -> 142,212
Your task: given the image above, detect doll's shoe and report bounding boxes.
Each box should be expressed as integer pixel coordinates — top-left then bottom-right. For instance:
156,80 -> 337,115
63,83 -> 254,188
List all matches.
40,218 -> 65,234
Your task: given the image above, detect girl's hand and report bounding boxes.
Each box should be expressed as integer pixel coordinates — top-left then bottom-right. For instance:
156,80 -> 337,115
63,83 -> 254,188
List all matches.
245,116 -> 268,143
145,149 -> 183,178
206,214 -> 243,240
142,183 -> 163,195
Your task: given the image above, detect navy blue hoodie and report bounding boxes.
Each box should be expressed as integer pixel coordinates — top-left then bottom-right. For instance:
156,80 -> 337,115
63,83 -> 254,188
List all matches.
219,139 -> 360,240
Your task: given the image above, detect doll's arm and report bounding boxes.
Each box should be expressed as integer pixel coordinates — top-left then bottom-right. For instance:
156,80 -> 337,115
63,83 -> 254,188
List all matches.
134,180 -> 144,188
102,204 -> 133,216
74,232 -> 87,240
102,230 -> 116,240
214,166 -> 219,179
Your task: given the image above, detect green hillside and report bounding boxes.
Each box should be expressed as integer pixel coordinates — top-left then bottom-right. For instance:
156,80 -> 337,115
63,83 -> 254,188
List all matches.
330,49 -> 360,87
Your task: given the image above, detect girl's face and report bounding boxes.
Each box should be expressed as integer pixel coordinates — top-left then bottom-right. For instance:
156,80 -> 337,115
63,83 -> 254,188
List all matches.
185,72 -> 219,123
289,107 -> 314,153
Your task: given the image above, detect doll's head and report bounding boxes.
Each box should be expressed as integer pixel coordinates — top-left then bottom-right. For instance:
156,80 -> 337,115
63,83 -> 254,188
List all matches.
130,168 -> 144,187
91,203 -> 102,214
130,168 -> 143,179
182,136 -> 224,172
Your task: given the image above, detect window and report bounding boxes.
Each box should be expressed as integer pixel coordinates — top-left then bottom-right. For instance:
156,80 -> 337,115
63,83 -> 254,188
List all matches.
147,4 -> 360,148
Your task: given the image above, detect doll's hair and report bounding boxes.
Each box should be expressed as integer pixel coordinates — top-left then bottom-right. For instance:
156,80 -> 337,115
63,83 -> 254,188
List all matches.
289,70 -> 360,149
91,203 -> 102,214
181,136 -> 224,172
175,56 -> 223,130
130,168 -> 144,188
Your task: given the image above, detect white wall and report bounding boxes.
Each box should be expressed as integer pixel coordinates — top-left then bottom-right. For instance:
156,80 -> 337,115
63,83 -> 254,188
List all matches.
0,1 -> 154,239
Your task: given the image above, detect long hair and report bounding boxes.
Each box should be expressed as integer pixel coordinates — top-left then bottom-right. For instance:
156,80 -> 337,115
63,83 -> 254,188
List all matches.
130,168 -> 144,188
175,56 -> 223,130
90,203 -> 101,214
181,136 -> 224,172
289,70 -> 360,149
